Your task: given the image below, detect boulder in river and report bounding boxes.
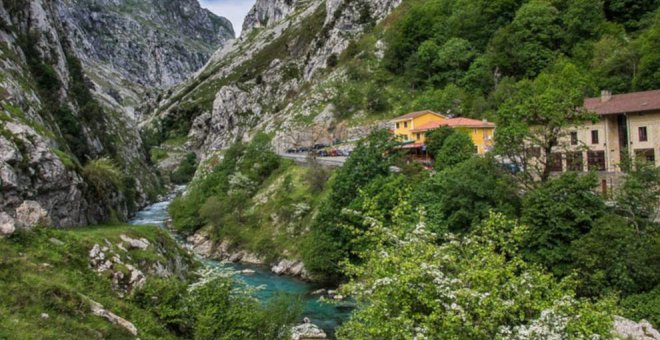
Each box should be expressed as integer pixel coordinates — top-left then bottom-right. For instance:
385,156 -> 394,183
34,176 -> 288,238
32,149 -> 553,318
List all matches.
291,318 -> 327,340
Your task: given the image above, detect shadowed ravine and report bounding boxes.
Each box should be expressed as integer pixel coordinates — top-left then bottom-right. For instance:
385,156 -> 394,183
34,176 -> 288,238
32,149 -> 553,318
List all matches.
128,189 -> 352,336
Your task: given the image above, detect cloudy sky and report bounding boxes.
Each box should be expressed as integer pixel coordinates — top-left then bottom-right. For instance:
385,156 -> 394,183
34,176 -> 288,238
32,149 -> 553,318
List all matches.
200,0 -> 256,36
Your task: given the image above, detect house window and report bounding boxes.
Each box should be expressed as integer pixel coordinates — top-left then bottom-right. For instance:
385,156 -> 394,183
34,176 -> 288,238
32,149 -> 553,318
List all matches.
404,122 -> 408,128
416,133 -> 420,140
639,126 -> 648,142
527,147 -> 541,159
570,132 -> 578,145
396,122 -> 400,129
566,152 -> 583,171
548,153 -> 563,172
635,149 -> 655,163
587,151 -> 606,171
591,130 -> 599,144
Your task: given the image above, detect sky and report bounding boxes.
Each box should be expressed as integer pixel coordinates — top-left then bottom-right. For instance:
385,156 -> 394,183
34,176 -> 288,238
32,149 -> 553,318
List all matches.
199,0 -> 256,36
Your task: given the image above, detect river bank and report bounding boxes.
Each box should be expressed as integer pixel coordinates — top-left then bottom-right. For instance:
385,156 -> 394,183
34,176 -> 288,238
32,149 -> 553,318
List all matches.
128,189 -> 352,337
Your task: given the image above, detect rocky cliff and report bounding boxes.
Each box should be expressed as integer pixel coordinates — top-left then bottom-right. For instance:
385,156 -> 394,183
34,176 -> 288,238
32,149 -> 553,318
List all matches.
57,0 -> 234,119
0,0 -> 233,235
146,0 -> 402,162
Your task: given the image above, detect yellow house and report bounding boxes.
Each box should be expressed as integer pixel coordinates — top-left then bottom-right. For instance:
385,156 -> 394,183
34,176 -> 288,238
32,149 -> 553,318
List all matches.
391,110 -> 448,142
390,111 -> 496,154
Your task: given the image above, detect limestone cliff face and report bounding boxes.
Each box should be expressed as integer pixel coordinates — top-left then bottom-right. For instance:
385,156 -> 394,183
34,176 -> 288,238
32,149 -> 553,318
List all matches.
148,0 -> 402,162
0,0 -> 233,234
56,0 -> 234,119
58,0 -> 234,89
242,0 -> 296,35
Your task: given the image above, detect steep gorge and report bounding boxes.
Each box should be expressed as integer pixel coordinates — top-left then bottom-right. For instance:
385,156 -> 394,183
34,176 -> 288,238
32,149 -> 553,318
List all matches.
0,0 -> 234,234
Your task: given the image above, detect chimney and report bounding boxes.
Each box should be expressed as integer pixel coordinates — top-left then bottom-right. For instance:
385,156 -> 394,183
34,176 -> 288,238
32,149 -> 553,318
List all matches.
601,90 -> 612,102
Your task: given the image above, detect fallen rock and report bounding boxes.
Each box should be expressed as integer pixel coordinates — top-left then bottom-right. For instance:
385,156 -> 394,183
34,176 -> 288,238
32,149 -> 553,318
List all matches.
291,319 -> 327,340
89,300 -> 138,336
15,200 -> 51,229
49,238 -> 64,246
272,259 -> 308,278
119,234 -> 150,250
0,212 -> 16,237
241,269 -> 256,275
311,289 -> 327,296
613,316 -> 660,340
40,313 -> 49,320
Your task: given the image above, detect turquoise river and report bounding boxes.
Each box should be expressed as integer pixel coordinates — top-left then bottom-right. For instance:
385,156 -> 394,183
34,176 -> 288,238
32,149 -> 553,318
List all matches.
129,191 -> 352,337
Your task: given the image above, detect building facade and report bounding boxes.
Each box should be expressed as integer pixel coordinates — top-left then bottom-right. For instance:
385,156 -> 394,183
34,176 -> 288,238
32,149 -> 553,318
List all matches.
550,90 -> 660,173
390,110 -> 495,155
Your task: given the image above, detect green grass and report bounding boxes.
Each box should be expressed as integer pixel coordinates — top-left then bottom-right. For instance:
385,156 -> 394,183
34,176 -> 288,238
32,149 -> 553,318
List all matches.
149,148 -> 169,162
51,148 -> 79,170
0,225 -> 196,339
208,160 -> 334,262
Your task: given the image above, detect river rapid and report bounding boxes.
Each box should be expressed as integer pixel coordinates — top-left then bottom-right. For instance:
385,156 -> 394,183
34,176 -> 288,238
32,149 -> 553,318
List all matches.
128,188 -> 352,336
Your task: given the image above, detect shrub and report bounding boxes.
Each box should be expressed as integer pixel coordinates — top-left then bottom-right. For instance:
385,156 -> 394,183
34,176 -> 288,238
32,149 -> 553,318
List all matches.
522,172 -> 606,277
434,129 -> 476,170
414,156 -> 520,235
304,157 -> 331,193
149,148 -> 169,162
171,153 -> 197,184
337,212 -> 616,339
82,158 -> 122,199
571,214 -> 660,297
620,285 -> 660,327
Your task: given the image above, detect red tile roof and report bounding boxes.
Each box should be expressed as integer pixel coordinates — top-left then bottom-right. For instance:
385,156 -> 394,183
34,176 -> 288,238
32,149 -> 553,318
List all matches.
410,117 -> 495,132
391,110 -> 446,121
584,90 -> 660,115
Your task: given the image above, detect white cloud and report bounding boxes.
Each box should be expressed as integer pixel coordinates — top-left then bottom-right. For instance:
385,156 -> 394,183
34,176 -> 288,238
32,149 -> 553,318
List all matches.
199,0 -> 256,36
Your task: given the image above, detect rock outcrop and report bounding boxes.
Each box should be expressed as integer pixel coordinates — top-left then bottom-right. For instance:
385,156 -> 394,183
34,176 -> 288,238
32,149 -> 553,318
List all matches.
291,319 -> 327,340
242,0 -> 297,35
89,234 -> 192,297
186,230 -> 266,265
613,316 -> 660,340
89,300 -> 139,336
272,259 -> 309,279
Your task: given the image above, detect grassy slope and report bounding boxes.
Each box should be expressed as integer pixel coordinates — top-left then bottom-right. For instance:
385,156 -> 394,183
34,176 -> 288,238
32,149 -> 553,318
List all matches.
220,161 -> 332,261
0,225 -> 196,339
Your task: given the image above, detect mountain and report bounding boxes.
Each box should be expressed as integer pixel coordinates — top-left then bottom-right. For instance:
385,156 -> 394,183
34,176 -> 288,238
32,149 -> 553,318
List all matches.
144,0 -> 402,162
57,0 -> 235,118
0,0 -> 234,233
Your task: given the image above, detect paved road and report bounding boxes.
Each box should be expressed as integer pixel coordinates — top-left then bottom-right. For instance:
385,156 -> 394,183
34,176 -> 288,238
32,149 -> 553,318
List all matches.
278,153 -> 348,167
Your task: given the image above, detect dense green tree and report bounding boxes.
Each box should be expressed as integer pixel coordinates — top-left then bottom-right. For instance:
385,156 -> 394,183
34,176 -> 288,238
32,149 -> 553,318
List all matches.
423,125 -> 454,156
303,130 -> 401,279
495,60 -> 597,183
620,286 -> 660,327
434,129 -> 475,170
414,156 -> 520,235
616,160 -> 660,227
604,0 -> 659,30
489,0 -> 562,78
447,0 -> 523,48
521,173 -> 607,277
410,84 -> 468,115
337,212 -> 615,339
591,33 -> 639,93
571,214 -> 659,297
559,0 -> 605,49
171,152 -> 197,184
633,10 -> 660,90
